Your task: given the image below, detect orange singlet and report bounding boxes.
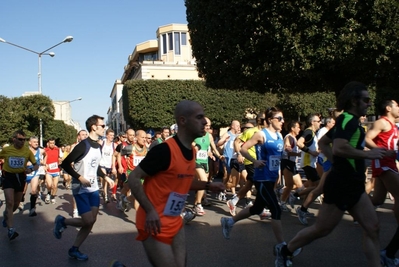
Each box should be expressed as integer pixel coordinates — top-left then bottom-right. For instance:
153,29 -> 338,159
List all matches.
136,138 -> 196,244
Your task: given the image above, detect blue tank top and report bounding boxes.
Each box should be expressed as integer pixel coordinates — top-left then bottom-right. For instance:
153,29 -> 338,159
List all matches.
254,129 -> 284,182
223,131 -> 237,165
27,148 -> 41,178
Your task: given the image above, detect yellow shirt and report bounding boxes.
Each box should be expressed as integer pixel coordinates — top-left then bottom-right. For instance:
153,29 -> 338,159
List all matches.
240,126 -> 260,165
0,145 -> 36,173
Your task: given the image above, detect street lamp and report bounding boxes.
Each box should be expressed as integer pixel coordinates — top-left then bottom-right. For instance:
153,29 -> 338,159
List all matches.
0,36 -> 73,94
39,106 -> 52,148
57,97 -> 83,121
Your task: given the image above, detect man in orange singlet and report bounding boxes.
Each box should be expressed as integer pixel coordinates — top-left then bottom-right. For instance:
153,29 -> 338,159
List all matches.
117,100 -> 225,267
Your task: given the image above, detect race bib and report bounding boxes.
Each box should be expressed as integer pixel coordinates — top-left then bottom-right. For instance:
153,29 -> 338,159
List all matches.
163,192 -> 188,216
8,157 -> 25,168
196,150 -> 208,160
48,162 -> 58,170
269,155 -> 281,171
87,175 -> 97,185
133,156 -> 144,167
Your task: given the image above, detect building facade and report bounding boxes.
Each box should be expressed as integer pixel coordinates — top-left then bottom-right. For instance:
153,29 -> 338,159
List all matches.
107,23 -> 201,134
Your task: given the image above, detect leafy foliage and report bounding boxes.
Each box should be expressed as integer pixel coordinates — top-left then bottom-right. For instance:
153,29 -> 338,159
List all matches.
122,80 -> 339,129
0,95 -> 77,146
185,0 -> 399,94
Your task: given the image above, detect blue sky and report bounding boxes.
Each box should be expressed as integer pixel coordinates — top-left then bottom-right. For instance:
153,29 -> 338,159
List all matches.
0,1 -> 187,128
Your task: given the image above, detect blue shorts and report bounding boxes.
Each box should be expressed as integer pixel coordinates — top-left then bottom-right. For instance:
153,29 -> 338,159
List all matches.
47,172 -> 60,178
73,191 -> 100,215
224,157 -> 232,174
317,157 -> 332,173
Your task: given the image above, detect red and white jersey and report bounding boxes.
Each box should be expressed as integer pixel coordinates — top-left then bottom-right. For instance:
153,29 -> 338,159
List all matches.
45,147 -> 60,173
372,116 -> 398,176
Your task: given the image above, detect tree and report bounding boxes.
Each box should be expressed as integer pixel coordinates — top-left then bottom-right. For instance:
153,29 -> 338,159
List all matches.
185,0 -> 399,94
0,94 -> 78,146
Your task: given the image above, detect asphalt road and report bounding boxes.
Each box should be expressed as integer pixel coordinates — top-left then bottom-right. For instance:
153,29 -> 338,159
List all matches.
0,180 -> 396,267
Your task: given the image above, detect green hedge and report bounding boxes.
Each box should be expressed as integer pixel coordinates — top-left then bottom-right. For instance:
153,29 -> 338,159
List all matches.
122,80 -> 342,129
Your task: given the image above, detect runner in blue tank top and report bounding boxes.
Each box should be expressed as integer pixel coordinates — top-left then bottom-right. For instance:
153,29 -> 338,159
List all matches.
220,107 -> 300,262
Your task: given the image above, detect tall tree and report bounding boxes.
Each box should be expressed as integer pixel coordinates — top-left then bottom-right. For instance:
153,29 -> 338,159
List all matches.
186,0 -> 399,93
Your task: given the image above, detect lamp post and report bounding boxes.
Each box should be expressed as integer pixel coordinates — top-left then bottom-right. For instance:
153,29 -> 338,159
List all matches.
57,97 -> 83,121
39,106 -> 51,148
0,36 -> 73,94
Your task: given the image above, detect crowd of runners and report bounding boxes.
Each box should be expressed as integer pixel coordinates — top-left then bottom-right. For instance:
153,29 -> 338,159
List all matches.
0,82 -> 399,267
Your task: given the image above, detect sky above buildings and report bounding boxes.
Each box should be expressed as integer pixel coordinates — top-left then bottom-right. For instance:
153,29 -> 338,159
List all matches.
0,0 -> 187,128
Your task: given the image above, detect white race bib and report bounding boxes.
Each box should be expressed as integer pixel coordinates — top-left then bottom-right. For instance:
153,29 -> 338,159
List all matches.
196,150 -> 208,160
269,155 -> 281,171
8,157 -> 25,168
163,192 -> 188,216
133,156 -> 144,167
49,162 -> 58,170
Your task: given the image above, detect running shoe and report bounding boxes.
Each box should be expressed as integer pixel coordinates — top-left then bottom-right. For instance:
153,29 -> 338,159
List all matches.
2,210 -> 8,228
202,198 -> 211,207
259,209 -> 272,220
296,207 -> 308,225
29,208 -> 37,217
105,195 -> 110,204
305,211 -> 315,217
45,194 -> 51,204
182,208 -> 196,224
226,199 -> 236,216
287,192 -> 296,209
194,204 -> 205,216
18,202 -> 24,211
280,202 -> 291,212
68,247 -> 88,261
220,217 -> 233,239
53,215 -> 67,239
8,228 -> 19,241
51,198 -> 56,204
217,192 -> 226,201
274,243 -> 293,267
244,200 -> 253,208
380,249 -> 399,267
110,260 -> 126,267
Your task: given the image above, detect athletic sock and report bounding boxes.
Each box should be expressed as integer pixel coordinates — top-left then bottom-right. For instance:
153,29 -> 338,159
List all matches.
30,194 -> 37,209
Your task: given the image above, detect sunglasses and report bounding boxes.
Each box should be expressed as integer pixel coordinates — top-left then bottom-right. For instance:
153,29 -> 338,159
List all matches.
361,97 -> 372,104
16,138 -> 26,142
273,116 -> 284,122
97,124 -> 106,128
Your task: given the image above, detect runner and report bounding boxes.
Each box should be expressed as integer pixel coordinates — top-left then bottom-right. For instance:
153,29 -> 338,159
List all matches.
123,100 -> 224,267
0,130 -> 39,240
275,81 -> 386,267
53,115 -> 115,261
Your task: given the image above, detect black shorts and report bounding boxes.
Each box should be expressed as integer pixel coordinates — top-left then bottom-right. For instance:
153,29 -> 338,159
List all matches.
2,171 -> 26,192
230,158 -> 245,173
323,169 -> 365,211
281,159 -> 297,174
302,166 -> 320,182
196,162 -> 209,173
245,164 -> 254,182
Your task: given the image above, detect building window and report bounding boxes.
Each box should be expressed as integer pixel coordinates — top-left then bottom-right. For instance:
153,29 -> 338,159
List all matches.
168,33 -> 173,50
181,33 -> 187,45
162,34 -> 167,54
174,32 -> 181,55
